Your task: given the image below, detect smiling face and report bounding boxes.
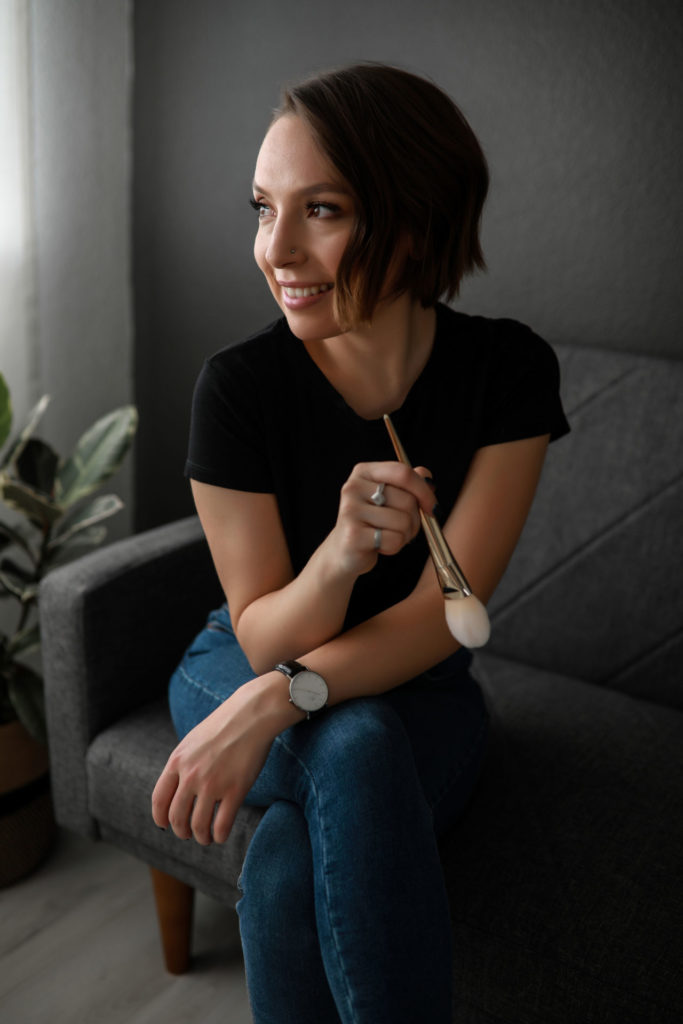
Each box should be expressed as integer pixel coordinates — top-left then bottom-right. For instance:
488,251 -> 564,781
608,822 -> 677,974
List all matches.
252,114 -> 356,341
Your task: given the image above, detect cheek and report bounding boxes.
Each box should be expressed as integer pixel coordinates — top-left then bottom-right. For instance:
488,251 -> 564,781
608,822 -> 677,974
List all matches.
253,234 -> 266,273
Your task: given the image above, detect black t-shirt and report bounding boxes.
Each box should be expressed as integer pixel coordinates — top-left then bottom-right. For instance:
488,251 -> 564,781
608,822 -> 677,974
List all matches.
186,303 -> 570,629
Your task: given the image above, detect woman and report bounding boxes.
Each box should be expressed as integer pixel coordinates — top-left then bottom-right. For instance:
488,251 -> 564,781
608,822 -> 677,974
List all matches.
152,63 -> 569,1023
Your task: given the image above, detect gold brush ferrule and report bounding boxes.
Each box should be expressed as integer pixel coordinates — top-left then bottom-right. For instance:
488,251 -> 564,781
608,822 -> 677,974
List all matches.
383,414 -> 473,600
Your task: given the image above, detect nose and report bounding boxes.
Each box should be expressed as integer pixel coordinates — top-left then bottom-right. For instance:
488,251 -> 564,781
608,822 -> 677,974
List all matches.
265,215 -> 303,268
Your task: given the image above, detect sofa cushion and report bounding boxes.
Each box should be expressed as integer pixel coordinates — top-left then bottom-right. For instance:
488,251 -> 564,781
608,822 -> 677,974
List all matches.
487,345 -> 683,711
442,652 -> 683,1022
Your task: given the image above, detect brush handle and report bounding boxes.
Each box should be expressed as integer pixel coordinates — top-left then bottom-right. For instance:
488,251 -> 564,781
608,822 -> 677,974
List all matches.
382,414 -> 472,597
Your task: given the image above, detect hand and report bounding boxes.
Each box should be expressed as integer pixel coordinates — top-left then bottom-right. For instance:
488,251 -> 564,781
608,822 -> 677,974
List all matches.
329,461 -> 436,577
151,673 -> 296,845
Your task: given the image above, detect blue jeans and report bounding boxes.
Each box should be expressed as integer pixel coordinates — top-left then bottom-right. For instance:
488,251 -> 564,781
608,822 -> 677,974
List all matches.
169,603 -> 489,1024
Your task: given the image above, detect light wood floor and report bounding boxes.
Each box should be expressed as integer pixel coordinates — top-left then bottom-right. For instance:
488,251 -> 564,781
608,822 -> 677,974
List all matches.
0,829 -> 253,1024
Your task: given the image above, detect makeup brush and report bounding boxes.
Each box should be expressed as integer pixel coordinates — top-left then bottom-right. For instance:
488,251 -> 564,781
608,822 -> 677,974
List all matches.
383,414 -> 490,649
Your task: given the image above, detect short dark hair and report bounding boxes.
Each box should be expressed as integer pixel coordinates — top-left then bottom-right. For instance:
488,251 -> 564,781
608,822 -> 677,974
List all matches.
278,63 -> 489,328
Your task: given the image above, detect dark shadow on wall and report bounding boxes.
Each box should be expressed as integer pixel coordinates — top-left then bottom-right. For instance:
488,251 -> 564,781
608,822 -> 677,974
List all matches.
133,0 -> 683,532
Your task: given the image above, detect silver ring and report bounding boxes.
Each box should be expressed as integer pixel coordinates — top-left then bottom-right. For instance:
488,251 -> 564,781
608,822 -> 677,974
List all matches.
370,482 -> 386,507
373,528 -> 382,551
290,248 -> 296,254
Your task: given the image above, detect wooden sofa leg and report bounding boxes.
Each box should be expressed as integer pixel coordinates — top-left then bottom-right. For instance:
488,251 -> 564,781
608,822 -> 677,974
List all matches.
150,867 -> 195,974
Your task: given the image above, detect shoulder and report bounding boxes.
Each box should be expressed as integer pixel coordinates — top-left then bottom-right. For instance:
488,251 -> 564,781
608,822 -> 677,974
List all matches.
433,304 -> 568,443
204,316 -> 291,380
434,304 -> 562,399
193,316 -> 294,410
435,303 -> 558,376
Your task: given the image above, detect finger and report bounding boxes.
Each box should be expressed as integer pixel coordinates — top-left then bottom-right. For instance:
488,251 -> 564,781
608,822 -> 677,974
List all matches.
411,466 -> 437,513
167,784 -> 197,841
356,462 -> 436,515
361,502 -> 420,541
212,799 -> 239,845
190,792 -> 219,846
414,466 -> 436,491
151,768 -> 179,829
368,524 -> 409,556
365,480 -> 412,512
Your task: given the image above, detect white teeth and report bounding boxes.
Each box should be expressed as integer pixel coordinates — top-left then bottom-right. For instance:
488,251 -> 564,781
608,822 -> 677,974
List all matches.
284,283 -> 331,298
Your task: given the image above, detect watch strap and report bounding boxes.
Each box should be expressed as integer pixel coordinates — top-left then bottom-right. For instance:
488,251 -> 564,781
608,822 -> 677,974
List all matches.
273,660 -> 328,719
273,659 -> 306,680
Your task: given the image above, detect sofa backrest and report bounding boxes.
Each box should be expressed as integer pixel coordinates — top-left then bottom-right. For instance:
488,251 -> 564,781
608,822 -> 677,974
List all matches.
486,343 -> 683,711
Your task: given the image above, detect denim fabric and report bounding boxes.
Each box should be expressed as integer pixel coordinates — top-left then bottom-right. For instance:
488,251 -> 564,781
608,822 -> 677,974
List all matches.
169,603 -> 489,1024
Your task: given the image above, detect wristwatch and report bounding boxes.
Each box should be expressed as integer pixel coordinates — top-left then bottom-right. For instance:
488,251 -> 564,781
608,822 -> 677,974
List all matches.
274,660 -> 329,719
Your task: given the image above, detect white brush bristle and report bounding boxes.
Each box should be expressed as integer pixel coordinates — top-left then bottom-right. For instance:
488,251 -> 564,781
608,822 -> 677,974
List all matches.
444,594 -> 491,649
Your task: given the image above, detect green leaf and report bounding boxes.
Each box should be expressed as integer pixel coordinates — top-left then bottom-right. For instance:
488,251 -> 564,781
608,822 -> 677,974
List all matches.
1,394 -> 50,471
0,374 -> 12,451
48,493 -> 123,550
7,622 -> 40,659
0,569 -> 38,603
0,519 -> 37,563
16,438 -> 59,495
55,406 -> 138,507
6,663 -> 46,743
0,473 -> 64,528
44,525 -> 108,568
0,556 -> 34,585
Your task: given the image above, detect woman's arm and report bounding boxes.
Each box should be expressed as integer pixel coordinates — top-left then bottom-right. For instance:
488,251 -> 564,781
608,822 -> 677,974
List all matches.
191,460 -> 436,673
153,435 -> 548,845
297,433 -> 551,699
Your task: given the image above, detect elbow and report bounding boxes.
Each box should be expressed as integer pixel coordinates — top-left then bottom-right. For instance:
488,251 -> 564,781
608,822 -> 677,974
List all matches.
230,611 -> 277,676
230,618 -> 260,674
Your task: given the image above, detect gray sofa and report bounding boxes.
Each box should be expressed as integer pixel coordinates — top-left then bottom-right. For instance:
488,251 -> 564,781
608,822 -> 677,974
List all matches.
41,341 -> 683,1023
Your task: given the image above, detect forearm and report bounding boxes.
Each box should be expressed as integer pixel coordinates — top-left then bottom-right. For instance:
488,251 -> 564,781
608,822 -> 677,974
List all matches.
195,465 -> 435,674
253,577 -> 459,720
234,534 -> 359,673
306,581 -> 459,701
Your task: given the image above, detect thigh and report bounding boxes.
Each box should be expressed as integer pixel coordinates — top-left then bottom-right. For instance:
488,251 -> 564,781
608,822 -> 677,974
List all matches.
168,603 -> 255,739
170,607 -> 488,833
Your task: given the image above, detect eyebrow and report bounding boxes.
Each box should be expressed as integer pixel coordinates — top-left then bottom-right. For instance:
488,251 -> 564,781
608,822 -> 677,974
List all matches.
252,180 -> 353,197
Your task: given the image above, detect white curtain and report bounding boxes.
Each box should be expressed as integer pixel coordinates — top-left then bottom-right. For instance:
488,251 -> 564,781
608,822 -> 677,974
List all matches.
0,0 -> 36,431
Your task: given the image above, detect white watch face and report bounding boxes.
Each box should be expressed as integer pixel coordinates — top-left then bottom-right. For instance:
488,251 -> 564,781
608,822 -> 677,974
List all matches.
290,670 -> 328,712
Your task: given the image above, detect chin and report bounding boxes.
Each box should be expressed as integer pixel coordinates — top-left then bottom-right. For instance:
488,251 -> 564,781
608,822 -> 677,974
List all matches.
282,309 -> 344,343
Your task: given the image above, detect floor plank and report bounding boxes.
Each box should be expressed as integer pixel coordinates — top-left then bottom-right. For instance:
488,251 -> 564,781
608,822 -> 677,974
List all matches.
0,830 -> 252,1024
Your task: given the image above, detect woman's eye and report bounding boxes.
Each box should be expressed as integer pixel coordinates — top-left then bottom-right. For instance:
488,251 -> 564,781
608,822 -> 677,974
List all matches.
307,202 -> 340,219
249,199 -> 273,219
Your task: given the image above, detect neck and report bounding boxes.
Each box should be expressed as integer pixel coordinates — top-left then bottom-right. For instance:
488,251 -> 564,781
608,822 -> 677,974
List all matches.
305,296 -> 437,420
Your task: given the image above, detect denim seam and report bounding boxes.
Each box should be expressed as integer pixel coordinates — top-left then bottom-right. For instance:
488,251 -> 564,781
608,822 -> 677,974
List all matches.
177,662 -> 228,706
275,732 -> 358,1023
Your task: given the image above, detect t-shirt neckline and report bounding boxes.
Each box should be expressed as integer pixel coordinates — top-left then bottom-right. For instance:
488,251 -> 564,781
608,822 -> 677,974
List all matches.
286,305 -> 445,425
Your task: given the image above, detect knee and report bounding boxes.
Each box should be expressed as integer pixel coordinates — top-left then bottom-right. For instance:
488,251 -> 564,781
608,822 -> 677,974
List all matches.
324,698 -> 409,770
294,697 -> 417,797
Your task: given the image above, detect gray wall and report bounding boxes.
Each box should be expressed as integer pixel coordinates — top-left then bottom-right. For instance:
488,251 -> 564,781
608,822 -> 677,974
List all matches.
30,0 -> 134,539
133,0 -> 683,530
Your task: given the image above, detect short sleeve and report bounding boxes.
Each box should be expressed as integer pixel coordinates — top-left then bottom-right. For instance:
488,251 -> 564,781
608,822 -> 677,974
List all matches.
184,354 -> 274,492
477,321 -> 570,448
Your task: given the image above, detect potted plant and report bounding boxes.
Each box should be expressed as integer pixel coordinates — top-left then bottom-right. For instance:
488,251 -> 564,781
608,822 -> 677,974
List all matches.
0,372 -> 137,885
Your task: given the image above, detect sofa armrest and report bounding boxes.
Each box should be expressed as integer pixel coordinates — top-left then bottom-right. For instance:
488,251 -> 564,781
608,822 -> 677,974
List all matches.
41,516 -> 223,838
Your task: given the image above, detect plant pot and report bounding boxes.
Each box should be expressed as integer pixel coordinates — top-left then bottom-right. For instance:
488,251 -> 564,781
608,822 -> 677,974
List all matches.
0,719 -> 57,886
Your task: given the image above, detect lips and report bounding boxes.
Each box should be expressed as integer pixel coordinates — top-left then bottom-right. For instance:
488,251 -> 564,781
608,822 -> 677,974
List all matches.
281,283 -> 333,298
